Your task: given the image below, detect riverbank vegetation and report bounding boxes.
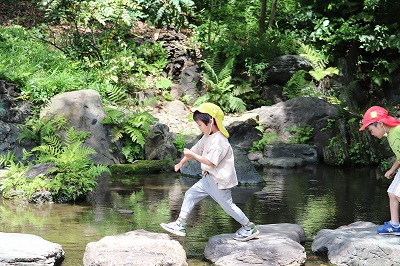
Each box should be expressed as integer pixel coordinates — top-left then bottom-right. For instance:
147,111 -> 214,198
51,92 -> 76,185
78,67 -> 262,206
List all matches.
0,0 -> 399,202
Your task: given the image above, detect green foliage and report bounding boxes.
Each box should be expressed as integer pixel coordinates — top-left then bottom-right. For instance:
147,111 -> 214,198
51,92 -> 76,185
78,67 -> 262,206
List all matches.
103,107 -> 155,162
283,43 -> 339,100
282,70 -> 315,99
326,136 -> 345,166
99,42 -> 169,94
19,116 -> 69,145
286,124 -> 314,144
299,43 -> 339,81
0,162 -> 32,199
173,133 -> 187,153
38,0 -> 145,61
142,0 -> 195,30
241,30 -> 298,79
0,151 -> 17,168
347,142 -> 365,165
2,123 -> 110,203
0,26 -> 98,104
195,56 -> 248,113
250,131 -> 279,153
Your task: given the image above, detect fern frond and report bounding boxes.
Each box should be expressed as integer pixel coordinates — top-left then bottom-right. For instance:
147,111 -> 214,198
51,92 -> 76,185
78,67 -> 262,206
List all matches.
200,59 -> 219,84
222,94 -> 246,113
106,85 -> 128,104
218,57 -> 234,80
64,127 -> 91,145
31,145 -> 60,157
42,135 -> 62,148
298,42 -> 326,70
233,82 -> 253,96
0,151 -> 16,167
110,128 -> 124,142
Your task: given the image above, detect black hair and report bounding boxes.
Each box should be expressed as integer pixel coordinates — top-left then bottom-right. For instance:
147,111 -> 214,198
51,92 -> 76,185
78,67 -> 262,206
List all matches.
193,111 -> 214,125
370,122 -> 378,127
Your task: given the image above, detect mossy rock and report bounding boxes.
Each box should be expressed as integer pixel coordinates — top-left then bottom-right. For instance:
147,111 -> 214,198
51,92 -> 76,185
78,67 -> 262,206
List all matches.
110,159 -> 175,174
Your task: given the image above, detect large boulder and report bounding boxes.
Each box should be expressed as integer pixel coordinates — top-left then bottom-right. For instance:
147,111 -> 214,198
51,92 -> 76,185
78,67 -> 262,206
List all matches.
40,89 -> 124,165
204,223 -> 306,265
0,232 -> 64,265
312,221 -> 400,266
251,97 -> 338,156
144,122 -> 178,160
83,230 -> 188,266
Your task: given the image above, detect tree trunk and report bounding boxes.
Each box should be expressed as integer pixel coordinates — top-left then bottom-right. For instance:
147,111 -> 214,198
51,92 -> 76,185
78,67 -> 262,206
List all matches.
259,0 -> 267,34
268,0 -> 277,28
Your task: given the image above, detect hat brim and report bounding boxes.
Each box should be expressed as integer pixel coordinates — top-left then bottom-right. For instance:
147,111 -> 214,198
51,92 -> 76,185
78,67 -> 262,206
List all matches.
359,123 -> 370,131
215,119 -> 229,138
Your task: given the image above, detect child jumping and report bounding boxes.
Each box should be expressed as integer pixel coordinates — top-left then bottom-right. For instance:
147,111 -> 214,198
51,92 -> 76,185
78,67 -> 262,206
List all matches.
360,106 -> 400,235
160,102 -> 259,241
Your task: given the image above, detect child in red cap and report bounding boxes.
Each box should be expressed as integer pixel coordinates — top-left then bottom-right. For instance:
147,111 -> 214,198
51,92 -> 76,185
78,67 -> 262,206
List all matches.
360,106 -> 400,234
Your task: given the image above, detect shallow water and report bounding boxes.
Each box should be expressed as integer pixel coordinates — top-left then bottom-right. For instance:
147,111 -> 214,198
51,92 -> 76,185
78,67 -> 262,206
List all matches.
0,164 -> 391,265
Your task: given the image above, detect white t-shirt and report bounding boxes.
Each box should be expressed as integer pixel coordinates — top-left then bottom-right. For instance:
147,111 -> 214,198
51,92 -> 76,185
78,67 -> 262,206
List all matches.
191,131 -> 238,189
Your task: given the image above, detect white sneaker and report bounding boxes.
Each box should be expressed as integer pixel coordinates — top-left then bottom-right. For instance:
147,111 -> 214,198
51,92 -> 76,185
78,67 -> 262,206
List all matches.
160,220 -> 187,236
233,223 -> 259,241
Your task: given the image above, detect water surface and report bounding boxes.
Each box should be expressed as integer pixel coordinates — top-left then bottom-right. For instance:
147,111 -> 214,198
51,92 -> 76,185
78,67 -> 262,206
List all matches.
0,164 -> 391,265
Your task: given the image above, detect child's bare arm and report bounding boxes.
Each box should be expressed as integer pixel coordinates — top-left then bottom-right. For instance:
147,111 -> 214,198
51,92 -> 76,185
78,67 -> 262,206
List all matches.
385,160 -> 400,179
183,148 -> 214,167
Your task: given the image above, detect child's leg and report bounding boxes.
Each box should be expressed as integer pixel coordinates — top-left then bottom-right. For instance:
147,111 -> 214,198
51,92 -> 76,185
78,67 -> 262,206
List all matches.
389,193 -> 400,224
178,178 -> 209,221
387,170 -> 400,225
202,175 -> 249,225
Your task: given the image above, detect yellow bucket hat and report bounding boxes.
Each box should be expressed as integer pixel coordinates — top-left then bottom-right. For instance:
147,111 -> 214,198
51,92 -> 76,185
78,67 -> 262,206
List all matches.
191,102 -> 229,138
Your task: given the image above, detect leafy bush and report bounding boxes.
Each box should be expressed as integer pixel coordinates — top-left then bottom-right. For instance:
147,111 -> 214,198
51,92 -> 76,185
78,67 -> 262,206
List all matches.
0,26 -> 97,104
250,132 -> 279,152
142,0 -> 195,30
1,119 -> 110,203
103,107 -> 155,162
195,56 -> 249,113
286,123 -> 314,144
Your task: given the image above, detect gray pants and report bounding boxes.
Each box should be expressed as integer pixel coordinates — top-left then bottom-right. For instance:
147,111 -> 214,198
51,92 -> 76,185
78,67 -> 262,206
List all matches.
179,173 -> 250,226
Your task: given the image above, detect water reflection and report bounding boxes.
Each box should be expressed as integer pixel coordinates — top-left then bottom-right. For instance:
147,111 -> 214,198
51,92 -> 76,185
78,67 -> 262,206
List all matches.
0,164 -> 391,265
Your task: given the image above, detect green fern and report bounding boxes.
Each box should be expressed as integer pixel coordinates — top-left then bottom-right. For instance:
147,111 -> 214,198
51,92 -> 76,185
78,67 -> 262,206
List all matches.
103,107 -> 155,162
2,122 -> 109,203
197,56 -> 247,113
283,70 -> 315,99
106,85 -> 128,104
298,42 -> 339,81
0,151 -> 16,168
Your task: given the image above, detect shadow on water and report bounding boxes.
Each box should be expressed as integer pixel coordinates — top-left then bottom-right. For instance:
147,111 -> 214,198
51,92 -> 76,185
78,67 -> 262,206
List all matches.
0,164 -> 392,265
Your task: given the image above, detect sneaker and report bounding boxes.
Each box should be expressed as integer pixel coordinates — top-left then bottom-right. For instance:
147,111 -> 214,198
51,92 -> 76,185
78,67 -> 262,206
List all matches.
160,220 -> 186,237
233,223 -> 259,241
377,222 -> 400,235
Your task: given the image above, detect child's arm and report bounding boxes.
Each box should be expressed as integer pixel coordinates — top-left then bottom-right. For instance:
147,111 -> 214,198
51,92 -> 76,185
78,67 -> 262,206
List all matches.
174,154 -> 190,172
183,148 -> 214,167
385,160 -> 400,179
174,147 -> 214,172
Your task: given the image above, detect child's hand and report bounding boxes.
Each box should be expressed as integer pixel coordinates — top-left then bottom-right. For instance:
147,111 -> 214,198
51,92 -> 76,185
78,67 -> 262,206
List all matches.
174,162 -> 183,172
385,170 -> 395,179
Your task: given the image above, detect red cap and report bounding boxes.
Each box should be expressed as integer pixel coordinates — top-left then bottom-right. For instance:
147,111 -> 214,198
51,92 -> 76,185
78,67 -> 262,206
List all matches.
359,106 -> 400,131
